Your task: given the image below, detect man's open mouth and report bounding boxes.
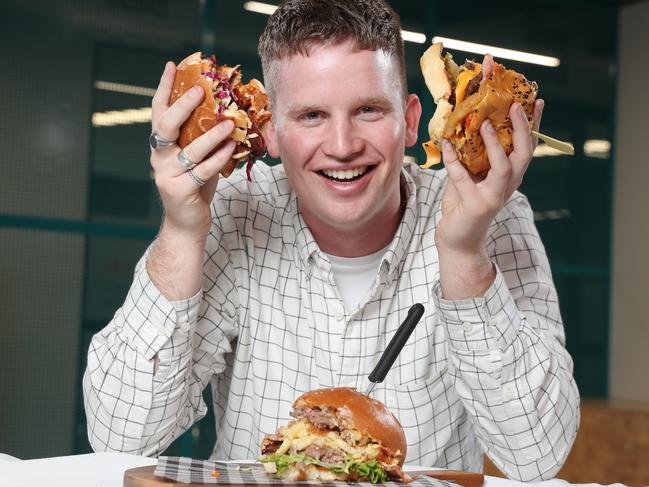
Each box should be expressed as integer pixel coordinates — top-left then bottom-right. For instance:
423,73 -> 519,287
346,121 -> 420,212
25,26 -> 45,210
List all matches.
318,166 -> 374,183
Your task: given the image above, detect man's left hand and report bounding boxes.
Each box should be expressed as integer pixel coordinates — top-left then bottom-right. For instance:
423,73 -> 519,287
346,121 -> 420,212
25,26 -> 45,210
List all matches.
435,55 -> 544,300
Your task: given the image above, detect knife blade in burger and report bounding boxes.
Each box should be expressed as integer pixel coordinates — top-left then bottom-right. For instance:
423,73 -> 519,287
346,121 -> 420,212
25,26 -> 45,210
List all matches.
420,43 -> 538,175
260,387 -> 411,483
170,52 -> 272,181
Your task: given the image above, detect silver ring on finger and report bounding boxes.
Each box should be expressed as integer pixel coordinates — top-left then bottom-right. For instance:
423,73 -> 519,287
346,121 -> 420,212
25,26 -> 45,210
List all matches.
177,149 -> 197,171
187,168 -> 207,187
149,131 -> 176,150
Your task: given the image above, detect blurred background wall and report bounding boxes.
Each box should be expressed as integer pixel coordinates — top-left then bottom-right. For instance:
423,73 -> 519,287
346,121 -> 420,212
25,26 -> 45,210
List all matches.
611,0 -> 649,404
0,0 -> 644,484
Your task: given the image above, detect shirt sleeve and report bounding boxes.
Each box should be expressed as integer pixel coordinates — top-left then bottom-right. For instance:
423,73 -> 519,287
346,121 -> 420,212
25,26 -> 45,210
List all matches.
82,232 -> 240,456
431,193 -> 580,482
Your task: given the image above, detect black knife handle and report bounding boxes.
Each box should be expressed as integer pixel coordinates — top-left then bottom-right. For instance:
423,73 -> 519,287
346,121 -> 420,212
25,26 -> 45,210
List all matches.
367,303 -> 425,384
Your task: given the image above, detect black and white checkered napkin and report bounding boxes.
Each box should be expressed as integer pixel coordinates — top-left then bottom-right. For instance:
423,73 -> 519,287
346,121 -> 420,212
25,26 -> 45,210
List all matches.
155,457 -> 457,486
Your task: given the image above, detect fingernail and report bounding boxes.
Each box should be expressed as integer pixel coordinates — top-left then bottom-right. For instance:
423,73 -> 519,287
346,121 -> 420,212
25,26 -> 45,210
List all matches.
164,61 -> 173,72
484,120 -> 495,133
443,139 -> 452,151
538,99 -> 545,110
190,86 -> 202,97
515,103 -> 524,116
222,120 -> 234,131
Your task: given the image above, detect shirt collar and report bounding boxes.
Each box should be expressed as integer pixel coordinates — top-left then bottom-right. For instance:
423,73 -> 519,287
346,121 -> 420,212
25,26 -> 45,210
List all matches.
290,192 -> 320,273
379,169 -> 418,285
290,167 -> 419,282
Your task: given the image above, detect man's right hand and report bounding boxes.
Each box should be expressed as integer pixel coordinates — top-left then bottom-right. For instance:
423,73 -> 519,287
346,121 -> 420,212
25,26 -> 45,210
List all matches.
147,61 -> 236,300
151,61 -> 236,237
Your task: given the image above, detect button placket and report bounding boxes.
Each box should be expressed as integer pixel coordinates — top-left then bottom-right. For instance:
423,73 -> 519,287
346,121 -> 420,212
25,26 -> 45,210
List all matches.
334,305 -> 345,322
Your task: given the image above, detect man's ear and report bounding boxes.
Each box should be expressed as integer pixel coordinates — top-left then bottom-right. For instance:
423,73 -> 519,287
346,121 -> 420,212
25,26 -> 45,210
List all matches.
263,120 -> 280,158
404,94 -> 422,147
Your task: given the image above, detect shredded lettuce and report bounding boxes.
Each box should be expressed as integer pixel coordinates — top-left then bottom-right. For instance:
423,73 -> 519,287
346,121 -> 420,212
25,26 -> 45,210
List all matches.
350,459 -> 389,484
260,452 -> 388,484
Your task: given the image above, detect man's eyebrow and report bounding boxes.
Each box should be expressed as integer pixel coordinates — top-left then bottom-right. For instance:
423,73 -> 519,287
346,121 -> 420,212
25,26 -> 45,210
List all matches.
286,104 -> 325,116
355,96 -> 394,107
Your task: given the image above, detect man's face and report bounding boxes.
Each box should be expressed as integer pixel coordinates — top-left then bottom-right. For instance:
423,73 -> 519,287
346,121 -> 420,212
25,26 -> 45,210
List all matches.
265,40 -> 421,239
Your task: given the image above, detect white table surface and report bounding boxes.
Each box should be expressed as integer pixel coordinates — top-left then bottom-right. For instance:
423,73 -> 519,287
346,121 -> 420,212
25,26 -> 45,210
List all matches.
0,452 -> 626,487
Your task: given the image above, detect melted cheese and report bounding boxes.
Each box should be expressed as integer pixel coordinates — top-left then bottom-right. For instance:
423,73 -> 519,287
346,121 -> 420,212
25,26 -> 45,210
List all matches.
454,65 -> 481,105
421,141 -> 441,169
276,420 -> 382,461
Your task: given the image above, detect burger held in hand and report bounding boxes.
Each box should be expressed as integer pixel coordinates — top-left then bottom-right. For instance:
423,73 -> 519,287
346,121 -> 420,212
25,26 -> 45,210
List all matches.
260,388 -> 411,483
170,52 -> 272,180
420,43 -> 538,175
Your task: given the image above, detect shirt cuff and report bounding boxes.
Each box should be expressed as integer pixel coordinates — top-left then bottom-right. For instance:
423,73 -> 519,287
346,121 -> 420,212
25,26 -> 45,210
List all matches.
116,262 -> 203,360
432,266 -> 523,352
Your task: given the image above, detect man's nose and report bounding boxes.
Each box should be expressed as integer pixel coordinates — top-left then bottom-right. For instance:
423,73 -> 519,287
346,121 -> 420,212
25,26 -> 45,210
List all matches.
322,117 -> 363,160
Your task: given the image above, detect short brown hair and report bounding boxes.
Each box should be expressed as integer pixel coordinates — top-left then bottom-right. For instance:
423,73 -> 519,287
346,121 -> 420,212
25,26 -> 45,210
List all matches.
258,0 -> 407,102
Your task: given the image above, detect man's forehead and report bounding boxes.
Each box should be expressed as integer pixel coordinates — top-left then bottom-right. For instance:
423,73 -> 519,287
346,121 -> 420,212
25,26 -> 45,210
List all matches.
276,40 -> 394,69
267,39 -> 404,115
272,41 -> 399,94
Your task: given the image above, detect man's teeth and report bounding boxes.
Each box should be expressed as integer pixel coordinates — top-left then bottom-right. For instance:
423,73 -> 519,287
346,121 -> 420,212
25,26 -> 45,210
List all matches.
322,166 -> 369,180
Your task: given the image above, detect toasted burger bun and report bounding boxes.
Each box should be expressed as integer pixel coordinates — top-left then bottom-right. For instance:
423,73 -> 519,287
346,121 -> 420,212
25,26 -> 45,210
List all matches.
170,52 -> 271,179
420,43 -> 538,175
260,387 -> 411,483
294,387 -> 407,462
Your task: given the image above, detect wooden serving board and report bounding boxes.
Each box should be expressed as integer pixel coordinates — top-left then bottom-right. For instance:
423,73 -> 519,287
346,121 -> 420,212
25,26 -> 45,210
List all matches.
123,466 -> 484,487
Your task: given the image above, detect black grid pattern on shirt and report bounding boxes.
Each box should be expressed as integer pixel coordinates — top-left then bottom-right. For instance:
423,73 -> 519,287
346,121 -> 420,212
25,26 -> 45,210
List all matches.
83,163 -> 579,482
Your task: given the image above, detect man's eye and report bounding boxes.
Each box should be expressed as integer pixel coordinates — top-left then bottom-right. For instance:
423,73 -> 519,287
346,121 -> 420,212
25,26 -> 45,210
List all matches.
358,106 -> 383,120
304,111 -> 320,120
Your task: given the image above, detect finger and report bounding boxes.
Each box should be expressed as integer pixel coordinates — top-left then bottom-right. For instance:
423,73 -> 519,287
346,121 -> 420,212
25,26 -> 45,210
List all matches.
531,99 -> 544,150
156,84 -> 205,141
479,54 -> 494,89
508,102 -> 534,171
482,119 -> 513,191
175,120 -> 235,176
441,139 -> 480,202
151,62 -> 176,123
188,140 -> 237,185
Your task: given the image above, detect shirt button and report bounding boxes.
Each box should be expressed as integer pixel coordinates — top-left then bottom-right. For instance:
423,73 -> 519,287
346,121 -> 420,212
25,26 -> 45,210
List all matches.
181,322 -> 190,333
462,322 -> 473,333
334,307 -> 345,321
488,317 -> 497,327
503,383 -> 516,401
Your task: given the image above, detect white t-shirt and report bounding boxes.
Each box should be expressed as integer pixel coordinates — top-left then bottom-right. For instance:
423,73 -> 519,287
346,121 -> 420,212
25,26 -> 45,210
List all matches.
324,247 -> 387,313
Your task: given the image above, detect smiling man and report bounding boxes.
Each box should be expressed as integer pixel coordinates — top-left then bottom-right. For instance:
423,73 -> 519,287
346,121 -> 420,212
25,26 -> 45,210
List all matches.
265,40 -> 419,257
83,0 -> 579,481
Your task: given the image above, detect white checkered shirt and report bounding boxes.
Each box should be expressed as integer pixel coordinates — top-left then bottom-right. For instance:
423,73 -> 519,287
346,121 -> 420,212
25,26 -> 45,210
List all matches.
83,162 -> 579,482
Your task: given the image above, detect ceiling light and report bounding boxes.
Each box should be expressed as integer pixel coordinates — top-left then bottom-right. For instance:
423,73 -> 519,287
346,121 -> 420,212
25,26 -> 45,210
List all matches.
583,139 -> 611,158
244,2 -> 426,44
401,30 -> 427,44
533,209 -> 571,221
243,1 -> 277,15
94,81 -> 157,97
432,36 -> 560,67
92,107 -> 152,127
